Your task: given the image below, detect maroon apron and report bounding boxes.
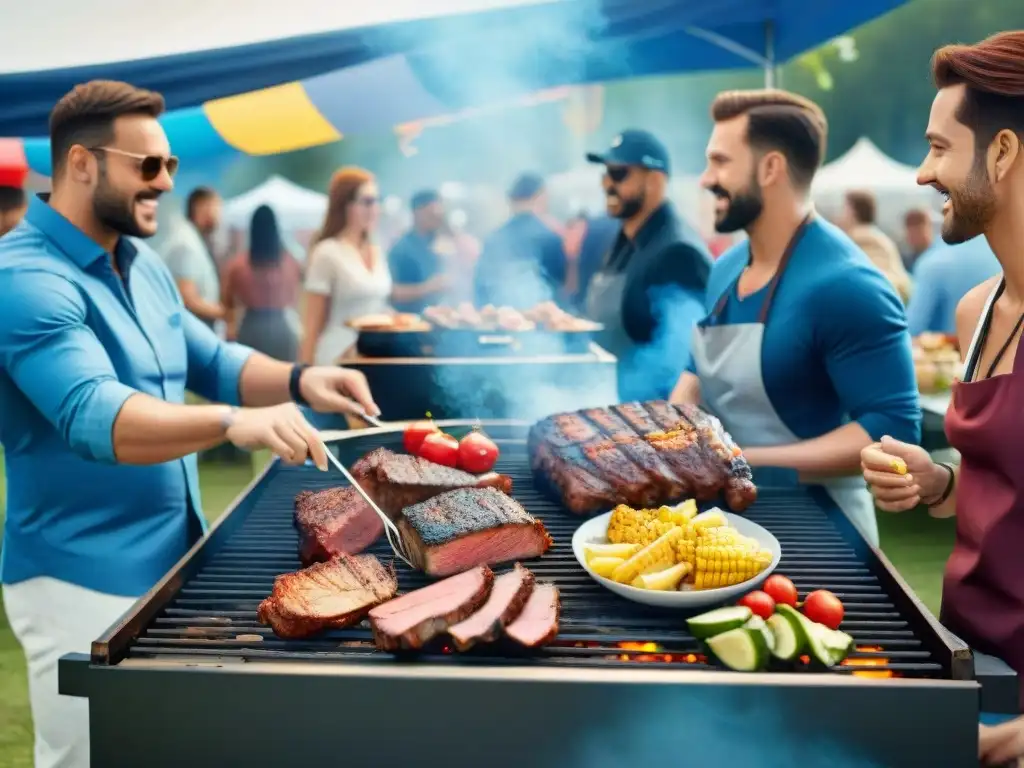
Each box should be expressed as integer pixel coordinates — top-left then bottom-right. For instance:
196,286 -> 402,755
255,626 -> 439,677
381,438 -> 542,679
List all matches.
943,279 -> 1024,710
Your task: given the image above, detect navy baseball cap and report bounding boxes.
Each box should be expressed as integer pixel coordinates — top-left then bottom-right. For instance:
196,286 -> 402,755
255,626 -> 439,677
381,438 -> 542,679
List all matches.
586,129 -> 671,176
508,172 -> 545,201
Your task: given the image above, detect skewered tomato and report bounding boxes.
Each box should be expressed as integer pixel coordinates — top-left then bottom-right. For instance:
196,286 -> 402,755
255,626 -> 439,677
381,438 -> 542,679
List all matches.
403,420 -> 439,454
762,575 -> 799,607
419,432 -> 459,467
802,590 -> 845,630
458,429 -> 499,473
738,590 -> 775,620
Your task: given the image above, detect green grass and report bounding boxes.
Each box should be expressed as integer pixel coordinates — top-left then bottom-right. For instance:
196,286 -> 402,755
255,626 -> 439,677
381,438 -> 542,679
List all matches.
0,463 -> 955,767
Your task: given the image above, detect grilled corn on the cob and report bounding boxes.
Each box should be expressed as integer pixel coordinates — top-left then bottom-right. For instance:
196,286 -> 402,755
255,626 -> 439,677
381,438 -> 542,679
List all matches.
611,526 -> 685,584
693,542 -> 774,589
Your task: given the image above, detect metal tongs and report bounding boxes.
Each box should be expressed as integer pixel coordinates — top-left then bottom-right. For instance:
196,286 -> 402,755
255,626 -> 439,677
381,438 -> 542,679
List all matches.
321,440 -> 413,567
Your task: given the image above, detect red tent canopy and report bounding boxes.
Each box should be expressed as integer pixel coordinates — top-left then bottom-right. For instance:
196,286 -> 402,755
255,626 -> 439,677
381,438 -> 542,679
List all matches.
0,138 -> 28,188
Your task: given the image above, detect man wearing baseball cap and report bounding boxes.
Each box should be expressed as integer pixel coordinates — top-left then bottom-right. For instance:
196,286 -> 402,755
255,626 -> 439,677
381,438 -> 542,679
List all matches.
388,189 -> 451,313
584,129 -> 712,401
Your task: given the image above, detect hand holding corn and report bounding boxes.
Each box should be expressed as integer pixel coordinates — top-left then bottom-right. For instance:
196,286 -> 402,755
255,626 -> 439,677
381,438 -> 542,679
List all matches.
585,502 -> 773,591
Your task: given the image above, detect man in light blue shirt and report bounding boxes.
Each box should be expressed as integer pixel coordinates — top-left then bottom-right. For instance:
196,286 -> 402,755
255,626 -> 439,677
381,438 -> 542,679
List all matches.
905,234 -> 1001,336
0,80 -> 381,768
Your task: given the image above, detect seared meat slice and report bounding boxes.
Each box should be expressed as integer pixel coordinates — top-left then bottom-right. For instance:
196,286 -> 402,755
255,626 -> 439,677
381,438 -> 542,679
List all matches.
641,401 -> 728,500
448,564 -> 535,650
676,405 -> 758,511
369,565 -> 494,651
611,402 -> 665,435
580,407 -> 688,500
257,555 -> 397,639
505,583 -> 560,648
399,488 -> 552,577
351,447 -> 512,519
294,487 -> 384,565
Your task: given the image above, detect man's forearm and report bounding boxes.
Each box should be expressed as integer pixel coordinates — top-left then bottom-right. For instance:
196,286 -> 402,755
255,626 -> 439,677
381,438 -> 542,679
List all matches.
926,463 -> 958,519
238,352 -> 295,407
742,421 -> 873,476
113,393 -> 229,464
670,372 -> 701,405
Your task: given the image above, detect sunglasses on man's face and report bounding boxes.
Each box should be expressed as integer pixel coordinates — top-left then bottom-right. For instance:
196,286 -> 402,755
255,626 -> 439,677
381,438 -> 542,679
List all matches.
89,146 -> 179,181
605,165 -> 635,184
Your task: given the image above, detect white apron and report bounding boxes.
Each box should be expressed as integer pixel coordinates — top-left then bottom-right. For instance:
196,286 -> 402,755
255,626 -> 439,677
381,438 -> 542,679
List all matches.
690,218 -> 879,545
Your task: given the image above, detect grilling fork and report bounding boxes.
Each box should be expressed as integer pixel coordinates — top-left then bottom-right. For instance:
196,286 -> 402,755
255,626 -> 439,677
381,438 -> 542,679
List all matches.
320,441 -> 414,568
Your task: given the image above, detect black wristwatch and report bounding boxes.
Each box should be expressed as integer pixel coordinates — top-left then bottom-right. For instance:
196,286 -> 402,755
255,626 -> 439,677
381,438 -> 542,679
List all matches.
289,364 -> 311,406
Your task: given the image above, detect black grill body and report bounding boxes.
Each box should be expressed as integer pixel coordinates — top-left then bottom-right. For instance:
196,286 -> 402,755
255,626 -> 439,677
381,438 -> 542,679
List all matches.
60,423 -> 983,767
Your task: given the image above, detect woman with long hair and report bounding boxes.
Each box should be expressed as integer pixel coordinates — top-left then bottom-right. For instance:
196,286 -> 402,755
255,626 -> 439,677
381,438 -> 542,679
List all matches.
221,204 -> 302,360
300,166 -> 390,365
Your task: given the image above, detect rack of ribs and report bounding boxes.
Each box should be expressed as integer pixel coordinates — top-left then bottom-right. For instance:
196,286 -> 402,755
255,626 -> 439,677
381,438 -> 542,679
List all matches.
528,400 -> 757,515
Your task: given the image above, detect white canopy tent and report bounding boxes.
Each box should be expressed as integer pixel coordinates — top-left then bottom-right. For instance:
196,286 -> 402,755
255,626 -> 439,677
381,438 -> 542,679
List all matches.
223,175 -> 329,231
813,137 -> 923,194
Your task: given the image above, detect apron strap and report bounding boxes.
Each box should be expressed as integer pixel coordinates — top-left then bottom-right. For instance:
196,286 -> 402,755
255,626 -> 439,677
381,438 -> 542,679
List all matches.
962,278 -> 1003,383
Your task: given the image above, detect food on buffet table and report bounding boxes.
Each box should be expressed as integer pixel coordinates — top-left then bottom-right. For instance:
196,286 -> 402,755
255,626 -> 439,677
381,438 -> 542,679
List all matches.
257,554 -> 398,639
528,400 -> 756,516
347,312 -> 431,332
505,583 -> 561,648
294,487 -> 384,565
457,428 -> 500,474
403,419 -> 440,454
761,574 -> 798,607
913,332 -> 961,393
350,447 -> 512,520
398,487 -> 553,577
369,565 -> 494,651
589,502 -> 773,591
686,597 -> 854,672
423,301 -> 600,333
802,589 -> 845,630
448,563 -> 536,650
861,445 -> 907,476
418,431 -> 460,467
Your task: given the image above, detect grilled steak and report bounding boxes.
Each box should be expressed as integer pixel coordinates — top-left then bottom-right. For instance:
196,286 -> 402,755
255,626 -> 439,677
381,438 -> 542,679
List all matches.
529,401 -> 756,514
449,563 -> 535,650
294,487 -> 384,565
352,447 -> 512,519
369,565 -> 494,651
505,583 -> 560,648
257,555 -> 397,639
399,488 -> 552,577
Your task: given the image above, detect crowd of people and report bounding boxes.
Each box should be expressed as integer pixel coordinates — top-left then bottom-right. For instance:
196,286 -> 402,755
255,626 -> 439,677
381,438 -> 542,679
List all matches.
0,27 -> 1023,768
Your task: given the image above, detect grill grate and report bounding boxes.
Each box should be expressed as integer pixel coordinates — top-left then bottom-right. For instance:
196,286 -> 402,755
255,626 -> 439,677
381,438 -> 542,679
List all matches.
127,440 -> 945,677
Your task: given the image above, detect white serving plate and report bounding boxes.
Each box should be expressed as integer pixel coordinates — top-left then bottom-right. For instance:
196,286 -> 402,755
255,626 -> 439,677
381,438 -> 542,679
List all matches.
571,508 -> 782,609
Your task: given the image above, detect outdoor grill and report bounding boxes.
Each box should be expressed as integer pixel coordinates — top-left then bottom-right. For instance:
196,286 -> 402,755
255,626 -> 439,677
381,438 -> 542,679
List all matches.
62,423 -> 995,767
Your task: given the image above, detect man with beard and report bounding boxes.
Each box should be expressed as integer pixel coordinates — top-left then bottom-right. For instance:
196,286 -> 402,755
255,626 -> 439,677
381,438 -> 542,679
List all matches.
160,186 -> 226,328
388,189 -> 452,313
584,130 -> 711,401
670,90 -> 919,546
857,32 -> 1024,761
0,80 -> 380,768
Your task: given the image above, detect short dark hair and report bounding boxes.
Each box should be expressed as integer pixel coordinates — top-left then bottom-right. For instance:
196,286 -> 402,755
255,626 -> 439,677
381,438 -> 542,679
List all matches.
845,190 -> 877,225
186,187 -> 218,221
932,31 -> 1024,152
904,208 -> 931,228
0,185 -> 25,214
711,89 -> 828,189
49,80 -> 165,176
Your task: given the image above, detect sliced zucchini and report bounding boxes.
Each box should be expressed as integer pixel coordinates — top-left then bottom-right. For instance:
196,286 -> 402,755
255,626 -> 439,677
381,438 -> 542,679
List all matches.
686,605 -> 753,640
819,626 -> 855,665
766,612 -> 802,661
707,627 -> 770,672
746,615 -> 776,654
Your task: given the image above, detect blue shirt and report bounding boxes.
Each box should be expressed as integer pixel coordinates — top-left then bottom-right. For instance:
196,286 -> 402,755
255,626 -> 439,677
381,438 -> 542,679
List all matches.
0,197 -> 253,597
906,237 -> 1001,336
474,212 -> 567,308
691,218 -> 920,446
387,229 -> 444,313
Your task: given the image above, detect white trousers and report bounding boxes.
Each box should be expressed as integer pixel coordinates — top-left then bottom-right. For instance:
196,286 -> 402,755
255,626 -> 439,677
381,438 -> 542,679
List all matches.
3,577 -> 137,768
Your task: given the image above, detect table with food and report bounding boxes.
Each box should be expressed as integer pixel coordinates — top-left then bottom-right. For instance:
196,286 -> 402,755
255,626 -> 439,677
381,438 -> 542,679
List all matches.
340,301 -> 617,422
913,332 -> 959,451
62,400 -> 993,766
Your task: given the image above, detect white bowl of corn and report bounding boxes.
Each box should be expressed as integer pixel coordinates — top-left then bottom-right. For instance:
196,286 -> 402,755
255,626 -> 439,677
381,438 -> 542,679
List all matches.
571,500 -> 782,608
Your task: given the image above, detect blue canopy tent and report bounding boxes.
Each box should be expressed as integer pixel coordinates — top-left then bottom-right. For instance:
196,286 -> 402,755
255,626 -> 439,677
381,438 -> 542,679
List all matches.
2,0 -> 910,174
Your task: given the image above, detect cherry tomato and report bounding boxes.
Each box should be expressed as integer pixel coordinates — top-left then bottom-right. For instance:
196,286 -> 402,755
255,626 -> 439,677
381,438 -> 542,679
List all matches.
418,432 -> 460,467
803,590 -> 845,630
762,575 -> 799,607
458,429 -> 500,473
738,590 -> 775,620
403,420 -> 439,454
